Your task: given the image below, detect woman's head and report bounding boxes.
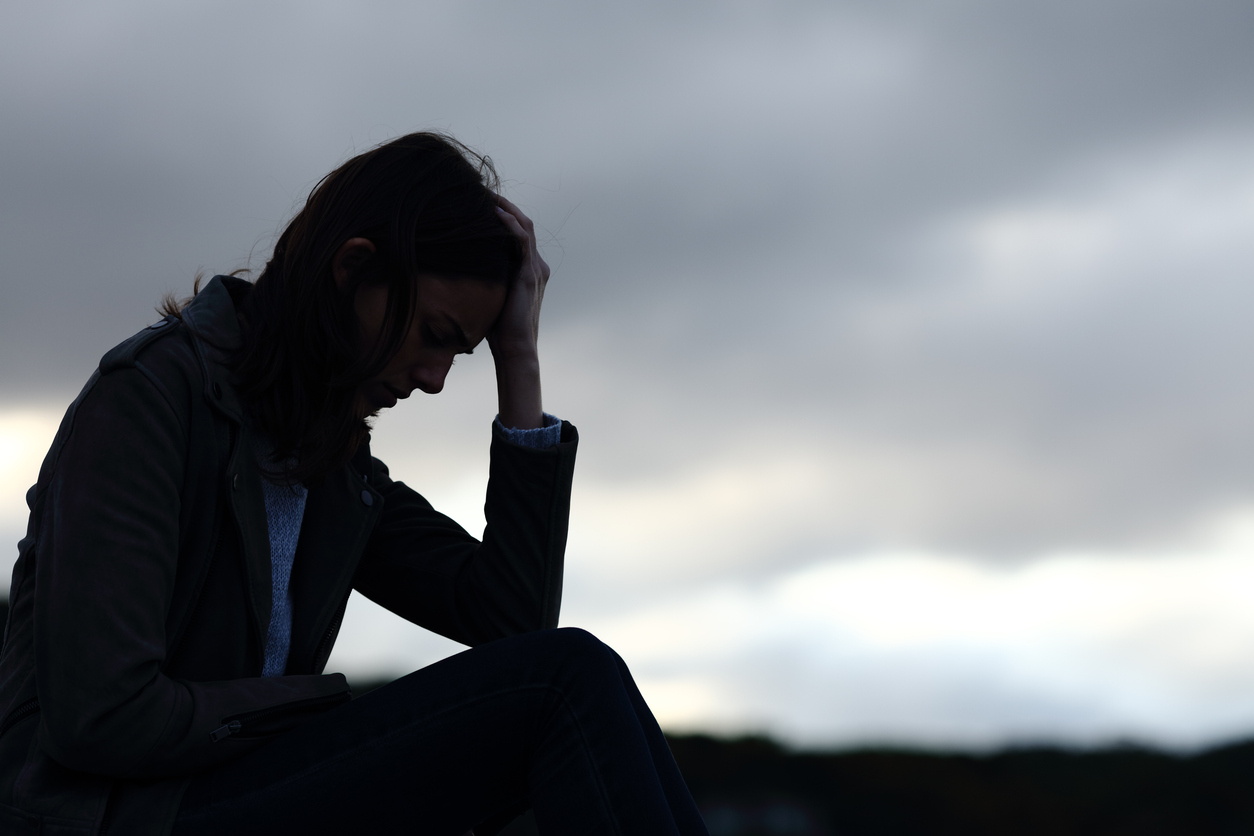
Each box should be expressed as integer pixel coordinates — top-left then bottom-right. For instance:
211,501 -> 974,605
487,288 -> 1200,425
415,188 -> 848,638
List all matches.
231,131 -> 524,482
345,259 -> 506,410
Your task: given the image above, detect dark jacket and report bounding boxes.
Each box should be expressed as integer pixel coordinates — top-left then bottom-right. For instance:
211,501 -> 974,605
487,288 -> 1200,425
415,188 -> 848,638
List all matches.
0,276 -> 578,835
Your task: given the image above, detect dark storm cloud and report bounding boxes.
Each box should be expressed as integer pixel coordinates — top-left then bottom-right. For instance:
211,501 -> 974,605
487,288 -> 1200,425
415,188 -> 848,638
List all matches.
3,0 -> 1253,565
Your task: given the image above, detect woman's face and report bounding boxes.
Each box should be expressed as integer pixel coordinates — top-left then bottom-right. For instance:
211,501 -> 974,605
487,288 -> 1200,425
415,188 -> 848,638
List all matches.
354,272 -> 507,412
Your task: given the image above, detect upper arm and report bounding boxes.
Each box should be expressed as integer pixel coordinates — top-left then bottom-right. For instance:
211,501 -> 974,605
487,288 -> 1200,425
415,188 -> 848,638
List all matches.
353,466 -> 483,643
35,366 -> 189,770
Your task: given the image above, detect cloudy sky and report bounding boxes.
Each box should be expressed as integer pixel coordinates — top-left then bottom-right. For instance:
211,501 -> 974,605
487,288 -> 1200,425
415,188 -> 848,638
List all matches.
3,0 -> 1253,750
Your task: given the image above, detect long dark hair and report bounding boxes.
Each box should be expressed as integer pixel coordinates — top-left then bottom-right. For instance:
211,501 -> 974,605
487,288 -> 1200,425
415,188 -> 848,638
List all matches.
166,132 -> 522,483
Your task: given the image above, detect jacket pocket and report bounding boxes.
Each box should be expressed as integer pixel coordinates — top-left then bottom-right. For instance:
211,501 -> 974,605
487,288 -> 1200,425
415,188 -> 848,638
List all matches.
209,691 -> 350,742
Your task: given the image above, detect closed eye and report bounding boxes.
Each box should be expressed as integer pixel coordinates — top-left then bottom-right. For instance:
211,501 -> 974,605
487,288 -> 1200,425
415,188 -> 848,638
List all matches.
422,323 -> 474,355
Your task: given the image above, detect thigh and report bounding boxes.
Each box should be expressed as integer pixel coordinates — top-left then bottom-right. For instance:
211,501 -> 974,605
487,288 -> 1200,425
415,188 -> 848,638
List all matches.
173,629 -> 596,836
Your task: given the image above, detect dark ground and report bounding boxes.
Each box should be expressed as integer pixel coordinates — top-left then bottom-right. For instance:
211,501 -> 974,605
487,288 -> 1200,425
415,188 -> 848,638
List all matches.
3,605 -> 1250,834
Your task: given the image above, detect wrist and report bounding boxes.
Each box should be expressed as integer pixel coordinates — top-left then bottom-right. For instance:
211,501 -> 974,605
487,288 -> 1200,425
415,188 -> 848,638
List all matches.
491,341 -> 540,368
494,351 -> 543,430
493,343 -> 539,366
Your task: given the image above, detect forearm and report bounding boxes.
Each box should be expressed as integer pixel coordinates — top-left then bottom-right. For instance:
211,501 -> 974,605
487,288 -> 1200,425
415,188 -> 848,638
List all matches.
490,196 -> 549,430
358,421 -> 578,644
494,349 -> 543,430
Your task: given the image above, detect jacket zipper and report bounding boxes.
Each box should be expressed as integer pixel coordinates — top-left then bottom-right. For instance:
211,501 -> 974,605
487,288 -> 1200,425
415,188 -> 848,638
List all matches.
0,697 -> 40,741
208,720 -> 242,743
209,691 -> 348,742
310,589 -> 352,674
98,786 -> 120,836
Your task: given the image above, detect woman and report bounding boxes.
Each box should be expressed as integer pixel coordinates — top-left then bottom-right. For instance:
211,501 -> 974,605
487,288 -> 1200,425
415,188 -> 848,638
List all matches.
0,133 -> 708,836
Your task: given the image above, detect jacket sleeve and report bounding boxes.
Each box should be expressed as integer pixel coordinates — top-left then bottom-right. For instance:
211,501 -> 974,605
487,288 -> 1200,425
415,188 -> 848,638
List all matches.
353,420 -> 578,646
34,366 -> 348,780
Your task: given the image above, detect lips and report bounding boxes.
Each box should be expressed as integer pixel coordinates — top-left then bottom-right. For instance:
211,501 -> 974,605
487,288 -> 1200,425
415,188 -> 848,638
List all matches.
361,383 -> 396,410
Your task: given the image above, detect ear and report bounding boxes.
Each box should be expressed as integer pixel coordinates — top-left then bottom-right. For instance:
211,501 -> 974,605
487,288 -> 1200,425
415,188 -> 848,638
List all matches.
332,237 -> 377,291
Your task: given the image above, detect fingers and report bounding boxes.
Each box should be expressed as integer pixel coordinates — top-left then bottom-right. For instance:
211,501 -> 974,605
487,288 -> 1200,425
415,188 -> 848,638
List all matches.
494,203 -> 535,257
487,196 -> 549,357
495,206 -> 525,238
495,194 -> 534,232
495,195 -> 550,284
496,196 -> 539,257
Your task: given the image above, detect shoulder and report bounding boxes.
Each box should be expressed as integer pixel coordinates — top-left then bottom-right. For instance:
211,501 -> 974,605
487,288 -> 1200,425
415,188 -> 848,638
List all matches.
95,315 -> 202,422
31,318 -> 205,497
99,315 -> 185,373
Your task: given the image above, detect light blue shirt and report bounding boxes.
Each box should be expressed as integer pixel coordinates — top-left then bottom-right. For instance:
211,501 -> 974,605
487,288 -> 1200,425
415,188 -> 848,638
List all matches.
259,478 -> 307,676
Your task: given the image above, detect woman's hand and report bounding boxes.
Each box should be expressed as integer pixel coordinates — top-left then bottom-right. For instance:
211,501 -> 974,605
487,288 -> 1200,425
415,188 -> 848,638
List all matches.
490,196 -> 549,430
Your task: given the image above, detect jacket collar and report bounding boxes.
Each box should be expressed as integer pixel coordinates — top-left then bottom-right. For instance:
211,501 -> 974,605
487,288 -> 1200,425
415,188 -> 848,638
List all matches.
181,275 -> 250,422
180,276 -> 385,663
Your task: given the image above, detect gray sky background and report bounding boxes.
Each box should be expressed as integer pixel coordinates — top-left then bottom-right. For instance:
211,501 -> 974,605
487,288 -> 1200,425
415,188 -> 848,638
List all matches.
3,0 -> 1254,749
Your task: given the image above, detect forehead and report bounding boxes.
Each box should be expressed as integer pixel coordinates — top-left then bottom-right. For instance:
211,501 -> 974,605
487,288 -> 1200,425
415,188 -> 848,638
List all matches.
413,273 -> 506,333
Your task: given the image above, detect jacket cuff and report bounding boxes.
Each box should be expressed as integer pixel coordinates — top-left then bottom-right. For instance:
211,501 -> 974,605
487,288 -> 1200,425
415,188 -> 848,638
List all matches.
494,412 -> 563,450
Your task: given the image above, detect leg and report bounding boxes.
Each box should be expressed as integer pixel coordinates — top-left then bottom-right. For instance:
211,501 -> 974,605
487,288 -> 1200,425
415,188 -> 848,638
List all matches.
606,647 -> 710,836
523,630 -> 708,836
172,628 -> 708,836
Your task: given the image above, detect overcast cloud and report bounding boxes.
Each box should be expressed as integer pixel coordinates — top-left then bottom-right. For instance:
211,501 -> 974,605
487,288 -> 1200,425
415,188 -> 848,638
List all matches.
3,0 -> 1253,748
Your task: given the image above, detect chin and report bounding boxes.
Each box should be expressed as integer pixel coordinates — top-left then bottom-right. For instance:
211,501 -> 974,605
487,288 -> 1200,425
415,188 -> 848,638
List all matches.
353,390 -> 384,419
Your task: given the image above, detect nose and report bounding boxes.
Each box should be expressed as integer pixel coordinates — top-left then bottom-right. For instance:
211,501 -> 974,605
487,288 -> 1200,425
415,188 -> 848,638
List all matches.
410,354 -> 456,395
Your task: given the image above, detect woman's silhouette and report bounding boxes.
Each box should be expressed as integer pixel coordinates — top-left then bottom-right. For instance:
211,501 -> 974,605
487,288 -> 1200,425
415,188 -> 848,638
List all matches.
0,132 -> 708,836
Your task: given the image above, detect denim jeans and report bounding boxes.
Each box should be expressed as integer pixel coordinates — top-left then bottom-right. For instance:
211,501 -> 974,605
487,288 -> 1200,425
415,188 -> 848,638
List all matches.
171,628 -> 709,836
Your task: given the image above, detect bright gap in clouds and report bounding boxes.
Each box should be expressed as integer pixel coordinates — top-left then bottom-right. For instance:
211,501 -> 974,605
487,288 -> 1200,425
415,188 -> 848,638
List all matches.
585,509 -> 1254,751
331,513 -> 1254,751
0,409 -> 59,559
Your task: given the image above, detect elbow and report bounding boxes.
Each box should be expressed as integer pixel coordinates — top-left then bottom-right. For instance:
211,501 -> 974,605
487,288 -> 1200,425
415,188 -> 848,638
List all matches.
38,700 -> 156,778
40,718 -> 130,776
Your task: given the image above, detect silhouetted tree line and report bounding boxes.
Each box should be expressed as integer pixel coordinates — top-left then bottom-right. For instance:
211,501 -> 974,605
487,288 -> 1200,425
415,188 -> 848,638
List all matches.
665,733 -> 1254,835
4,613 -> 1250,835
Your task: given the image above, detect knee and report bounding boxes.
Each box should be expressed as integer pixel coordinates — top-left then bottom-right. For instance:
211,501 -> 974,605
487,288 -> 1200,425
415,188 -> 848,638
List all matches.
540,627 -> 620,670
545,626 -> 609,655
